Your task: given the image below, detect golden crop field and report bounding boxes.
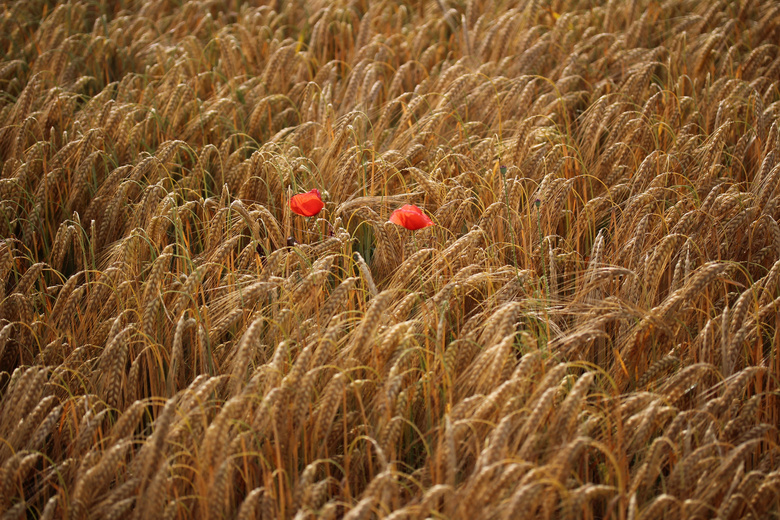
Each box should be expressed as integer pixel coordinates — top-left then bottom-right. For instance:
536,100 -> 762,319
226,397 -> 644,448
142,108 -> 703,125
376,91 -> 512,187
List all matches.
1,0 -> 780,518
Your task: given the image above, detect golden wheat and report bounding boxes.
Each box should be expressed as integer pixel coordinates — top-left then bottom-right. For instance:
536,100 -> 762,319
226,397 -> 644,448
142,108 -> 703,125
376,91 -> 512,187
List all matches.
1,0 -> 780,518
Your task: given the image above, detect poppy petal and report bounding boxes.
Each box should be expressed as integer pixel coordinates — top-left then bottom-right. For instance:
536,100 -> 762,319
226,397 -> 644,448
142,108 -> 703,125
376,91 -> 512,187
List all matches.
389,205 -> 434,230
289,189 -> 324,217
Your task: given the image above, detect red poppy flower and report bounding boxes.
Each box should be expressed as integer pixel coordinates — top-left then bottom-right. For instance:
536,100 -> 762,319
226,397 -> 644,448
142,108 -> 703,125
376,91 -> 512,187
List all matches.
389,204 -> 434,230
290,189 -> 324,217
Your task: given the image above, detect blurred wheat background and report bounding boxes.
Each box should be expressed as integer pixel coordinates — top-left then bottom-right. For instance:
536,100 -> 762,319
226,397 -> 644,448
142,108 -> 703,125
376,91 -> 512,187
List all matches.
1,0 -> 780,518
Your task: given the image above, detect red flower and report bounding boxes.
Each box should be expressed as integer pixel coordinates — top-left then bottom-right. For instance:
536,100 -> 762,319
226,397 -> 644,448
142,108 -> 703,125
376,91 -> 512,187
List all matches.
290,189 -> 324,217
389,204 -> 434,230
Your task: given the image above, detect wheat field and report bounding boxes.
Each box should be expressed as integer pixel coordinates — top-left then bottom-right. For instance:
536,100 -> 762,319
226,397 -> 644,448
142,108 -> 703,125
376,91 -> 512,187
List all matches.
1,0 -> 779,518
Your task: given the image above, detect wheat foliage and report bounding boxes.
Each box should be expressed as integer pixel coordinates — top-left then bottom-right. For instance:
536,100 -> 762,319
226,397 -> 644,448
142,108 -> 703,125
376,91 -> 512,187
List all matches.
1,0 -> 780,518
